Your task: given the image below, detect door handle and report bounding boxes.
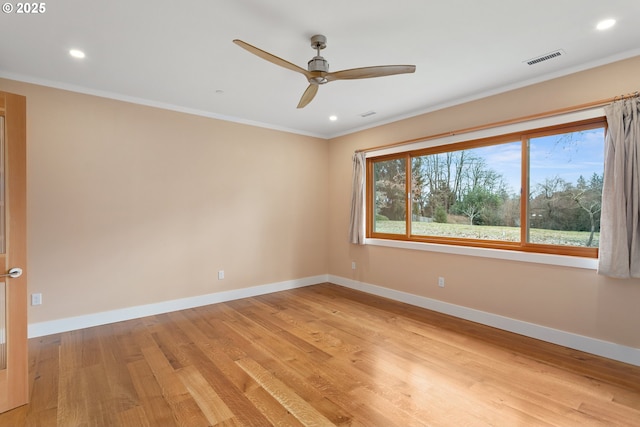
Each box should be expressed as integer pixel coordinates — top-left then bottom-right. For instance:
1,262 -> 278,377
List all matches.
0,267 -> 23,278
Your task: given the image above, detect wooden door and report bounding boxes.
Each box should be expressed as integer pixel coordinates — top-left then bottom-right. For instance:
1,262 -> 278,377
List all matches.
0,91 -> 28,413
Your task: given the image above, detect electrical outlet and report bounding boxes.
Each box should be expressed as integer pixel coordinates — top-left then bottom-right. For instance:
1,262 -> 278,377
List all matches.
438,277 -> 445,288
31,293 -> 42,306
218,270 -> 225,280
351,261 -> 356,270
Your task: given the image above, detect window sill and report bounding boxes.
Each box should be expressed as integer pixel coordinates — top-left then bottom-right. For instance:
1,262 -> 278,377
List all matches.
365,238 -> 598,270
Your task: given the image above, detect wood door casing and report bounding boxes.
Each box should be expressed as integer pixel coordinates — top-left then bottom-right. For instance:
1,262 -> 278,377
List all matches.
0,91 -> 28,413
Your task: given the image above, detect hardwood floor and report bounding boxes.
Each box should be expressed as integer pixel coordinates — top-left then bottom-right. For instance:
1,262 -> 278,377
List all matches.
2,283 -> 639,426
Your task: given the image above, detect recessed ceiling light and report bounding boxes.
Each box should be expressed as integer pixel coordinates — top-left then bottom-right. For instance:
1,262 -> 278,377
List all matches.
69,49 -> 86,59
329,115 -> 338,121
596,18 -> 616,31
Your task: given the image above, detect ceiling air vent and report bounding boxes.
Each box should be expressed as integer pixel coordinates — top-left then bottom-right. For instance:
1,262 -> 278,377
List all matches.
525,49 -> 565,66
360,111 -> 377,118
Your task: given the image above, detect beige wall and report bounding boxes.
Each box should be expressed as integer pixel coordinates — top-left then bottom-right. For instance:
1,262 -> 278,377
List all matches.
328,56 -> 640,349
2,56 -> 640,351
0,79 -> 329,324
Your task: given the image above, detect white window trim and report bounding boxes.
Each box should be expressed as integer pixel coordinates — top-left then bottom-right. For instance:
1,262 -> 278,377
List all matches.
364,107 -> 605,270
366,238 -> 598,269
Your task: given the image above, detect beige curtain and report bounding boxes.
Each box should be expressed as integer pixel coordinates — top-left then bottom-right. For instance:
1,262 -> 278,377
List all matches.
349,152 -> 367,244
598,97 -> 640,278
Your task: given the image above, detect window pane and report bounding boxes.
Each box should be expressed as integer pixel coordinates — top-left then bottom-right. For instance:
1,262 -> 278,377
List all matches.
528,127 -> 604,247
411,141 -> 521,240
373,158 -> 406,234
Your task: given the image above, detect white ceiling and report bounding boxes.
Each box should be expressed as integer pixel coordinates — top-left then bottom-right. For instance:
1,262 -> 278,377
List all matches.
1,0 -> 639,138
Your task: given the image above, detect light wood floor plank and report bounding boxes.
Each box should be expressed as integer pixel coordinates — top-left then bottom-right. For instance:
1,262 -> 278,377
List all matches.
127,358 -> 178,426
236,357 -> 336,427
176,365 -> 235,425
1,283 -> 639,426
140,344 -> 211,427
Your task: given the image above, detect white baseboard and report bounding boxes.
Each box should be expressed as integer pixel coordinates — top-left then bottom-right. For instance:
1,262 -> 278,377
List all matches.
28,275 -> 329,338
329,275 -> 640,367
28,273 -> 640,367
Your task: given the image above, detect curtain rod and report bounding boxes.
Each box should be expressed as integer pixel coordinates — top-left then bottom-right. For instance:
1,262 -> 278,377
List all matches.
356,91 -> 639,154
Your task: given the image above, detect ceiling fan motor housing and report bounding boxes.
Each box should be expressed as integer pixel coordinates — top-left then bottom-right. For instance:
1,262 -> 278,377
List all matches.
308,56 -> 329,84
308,56 -> 329,72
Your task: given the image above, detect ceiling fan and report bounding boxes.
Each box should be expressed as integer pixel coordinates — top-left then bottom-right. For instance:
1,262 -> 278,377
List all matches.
233,35 -> 416,108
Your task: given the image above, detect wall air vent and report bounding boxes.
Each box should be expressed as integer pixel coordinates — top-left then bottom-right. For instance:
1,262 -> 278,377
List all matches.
525,49 -> 565,66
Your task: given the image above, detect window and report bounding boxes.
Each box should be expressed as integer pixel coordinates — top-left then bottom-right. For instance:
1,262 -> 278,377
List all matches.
367,118 -> 605,257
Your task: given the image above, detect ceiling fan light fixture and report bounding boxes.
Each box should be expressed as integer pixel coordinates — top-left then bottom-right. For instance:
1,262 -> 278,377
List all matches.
310,76 -> 328,84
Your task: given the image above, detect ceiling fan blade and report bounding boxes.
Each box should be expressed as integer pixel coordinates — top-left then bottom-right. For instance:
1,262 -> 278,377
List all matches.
297,84 -> 319,109
326,65 -> 416,81
233,39 -> 311,77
